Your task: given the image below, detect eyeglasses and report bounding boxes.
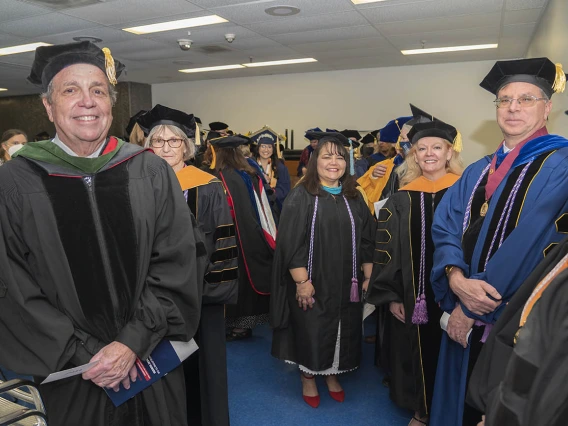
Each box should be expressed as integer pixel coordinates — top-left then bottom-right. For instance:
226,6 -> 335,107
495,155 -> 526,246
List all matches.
494,95 -> 548,109
150,138 -> 184,148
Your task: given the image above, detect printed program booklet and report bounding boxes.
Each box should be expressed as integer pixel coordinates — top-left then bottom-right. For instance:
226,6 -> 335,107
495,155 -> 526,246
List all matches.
105,339 -> 198,407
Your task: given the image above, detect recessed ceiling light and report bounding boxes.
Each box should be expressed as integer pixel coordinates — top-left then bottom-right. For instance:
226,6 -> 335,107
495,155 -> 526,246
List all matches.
243,58 -> 317,67
265,6 -> 301,16
0,42 -> 52,56
72,36 -> 103,43
402,43 -> 498,55
0,88 -> 7,92
179,64 -> 245,73
351,0 -> 388,4
123,15 -> 228,35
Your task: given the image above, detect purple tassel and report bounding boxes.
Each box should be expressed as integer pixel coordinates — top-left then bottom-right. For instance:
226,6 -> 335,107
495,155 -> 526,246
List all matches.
411,294 -> 428,325
350,278 -> 359,302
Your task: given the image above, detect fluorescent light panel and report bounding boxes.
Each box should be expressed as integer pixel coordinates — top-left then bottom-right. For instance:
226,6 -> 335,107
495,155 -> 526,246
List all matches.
351,0 -> 388,4
179,64 -> 244,73
0,88 -> 7,92
243,58 -> 317,67
0,42 -> 52,56
123,15 -> 228,34
402,43 -> 498,55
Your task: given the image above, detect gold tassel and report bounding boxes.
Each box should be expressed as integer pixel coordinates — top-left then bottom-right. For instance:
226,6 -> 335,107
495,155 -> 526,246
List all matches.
276,137 -> 281,159
453,130 -> 463,153
394,119 -> 401,150
210,145 -> 217,170
102,47 -> 117,86
553,63 -> 566,93
195,122 -> 201,146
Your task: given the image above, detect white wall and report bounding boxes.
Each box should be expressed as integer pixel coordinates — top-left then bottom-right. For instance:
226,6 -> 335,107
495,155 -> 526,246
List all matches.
527,0 -> 568,137
154,60 -> 505,166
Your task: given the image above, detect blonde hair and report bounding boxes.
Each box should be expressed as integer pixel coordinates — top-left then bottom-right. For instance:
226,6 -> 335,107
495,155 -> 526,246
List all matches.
129,123 -> 145,146
396,140 -> 464,187
144,124 -> 195,161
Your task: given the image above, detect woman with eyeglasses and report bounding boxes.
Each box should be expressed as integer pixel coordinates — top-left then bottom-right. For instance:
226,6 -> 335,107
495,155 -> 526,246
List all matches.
139,105 -> 238,426
270,132 -> 374,408
366,119 -> 464,426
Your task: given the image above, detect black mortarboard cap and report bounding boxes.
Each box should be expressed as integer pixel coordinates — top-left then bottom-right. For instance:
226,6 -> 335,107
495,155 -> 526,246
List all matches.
407,120 -> 463,152
306,131 -> 361,148
209,134 -> 250,148
480,57 -> 566,97
406,104 -> 435,127
209,121 -> 229,131
125,110 -> 147,136
305,127 -> 322,140
136,104 -> 195,138
28,41 -> 125,90
195,116 -> 202,125
340,129 -> 362,141
206,131 -> 222,141
250,128 -> 278,145
370,129 -> 380,138
361,133 -> 375,144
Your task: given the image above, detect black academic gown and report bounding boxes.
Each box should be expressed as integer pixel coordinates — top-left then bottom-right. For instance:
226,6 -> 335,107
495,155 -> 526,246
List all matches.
468,236 -> 568,417
0,142 -> 200,426
481,245 -> 568,426
216,168 -> 274,320
367,185 -> 450,417
178,166 -> 238,426
270,185 -> 374,372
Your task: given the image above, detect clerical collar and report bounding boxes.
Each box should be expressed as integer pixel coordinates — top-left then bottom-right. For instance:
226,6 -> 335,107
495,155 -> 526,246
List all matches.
52,134 -> 105,158
321,184 -> 342,195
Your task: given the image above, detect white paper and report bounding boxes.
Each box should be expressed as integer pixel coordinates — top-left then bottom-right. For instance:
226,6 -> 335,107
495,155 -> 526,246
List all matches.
41,360 -> 99,384
363,303 -> 376,321
440,311 -> 472,342
170,338 -> 199,362
374,198 -> 389,220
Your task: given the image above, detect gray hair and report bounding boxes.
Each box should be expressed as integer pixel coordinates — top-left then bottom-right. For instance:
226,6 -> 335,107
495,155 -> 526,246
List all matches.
40,79 -> 118,106
144,124 -> 195,161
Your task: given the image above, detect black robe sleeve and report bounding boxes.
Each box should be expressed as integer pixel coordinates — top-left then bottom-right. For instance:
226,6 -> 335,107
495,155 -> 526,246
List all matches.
366,194 -> 405,307
270,186 -> 311,330
115,163 -> 201,360
198,180 -> 239,305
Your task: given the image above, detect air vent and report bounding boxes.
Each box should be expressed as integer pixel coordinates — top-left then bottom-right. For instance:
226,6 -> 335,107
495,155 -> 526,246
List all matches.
198,45 -> 232,54
25,0 -> 103,9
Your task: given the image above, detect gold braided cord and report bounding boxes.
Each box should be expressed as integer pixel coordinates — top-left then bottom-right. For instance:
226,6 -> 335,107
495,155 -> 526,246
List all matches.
102,47 -> 117,85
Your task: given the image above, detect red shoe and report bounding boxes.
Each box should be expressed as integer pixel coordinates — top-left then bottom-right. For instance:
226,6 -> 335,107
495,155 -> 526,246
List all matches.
301,373 -> 320,408
329,389 -> 345,403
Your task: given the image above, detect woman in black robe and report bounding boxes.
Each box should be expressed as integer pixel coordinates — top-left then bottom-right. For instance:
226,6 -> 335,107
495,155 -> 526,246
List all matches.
270,132 -> 374,408
209,134 -> 277,341
366,120 -> 464,426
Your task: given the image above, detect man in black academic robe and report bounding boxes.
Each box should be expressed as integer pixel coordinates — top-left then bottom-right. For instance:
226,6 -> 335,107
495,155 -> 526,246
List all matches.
0,42 -> 200,426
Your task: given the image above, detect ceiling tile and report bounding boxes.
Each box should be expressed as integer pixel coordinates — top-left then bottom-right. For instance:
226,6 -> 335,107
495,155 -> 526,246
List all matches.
501,22 -> 537,37
145,23 -> 260,45
0,13 -> 100,38
271,26 -> 381,45
503,8 -> 543,24
290,37 -> 391,53
0,32 -> 30,49
62,0 -> 203,26
42,27 -> 138,45
246,11 -> 369,36
359,0 -> 504,23
311,46 -> 402,60
209,0 -> 355,25
404,48 -> 503,65
318,54 -> 411,69
505,0 -> 549,10
376,12 -> 501,36
0,0 -> 51,23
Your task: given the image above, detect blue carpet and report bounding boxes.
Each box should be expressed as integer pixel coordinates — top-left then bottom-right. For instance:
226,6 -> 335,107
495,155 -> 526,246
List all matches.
226,318 -> 410,426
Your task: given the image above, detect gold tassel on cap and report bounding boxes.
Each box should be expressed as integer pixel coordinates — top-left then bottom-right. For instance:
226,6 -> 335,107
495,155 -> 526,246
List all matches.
102,47 -> 117,86
553,63 -> 566,93
453,130 -> 463,153
209,145 -> 217,170
195,122 -> 201,146
394,119 -> 402,150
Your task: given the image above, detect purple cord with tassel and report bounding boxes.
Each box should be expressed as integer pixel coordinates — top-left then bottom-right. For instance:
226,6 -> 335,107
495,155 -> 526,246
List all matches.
343,195 -> 360,302
412,192 -> 428,325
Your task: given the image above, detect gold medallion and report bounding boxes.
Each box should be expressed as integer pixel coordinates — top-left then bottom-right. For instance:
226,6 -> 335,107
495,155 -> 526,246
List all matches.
480,201 -> 489,217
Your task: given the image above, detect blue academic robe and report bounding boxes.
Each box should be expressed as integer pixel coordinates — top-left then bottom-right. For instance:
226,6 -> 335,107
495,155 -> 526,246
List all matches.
429,134 -> 568,426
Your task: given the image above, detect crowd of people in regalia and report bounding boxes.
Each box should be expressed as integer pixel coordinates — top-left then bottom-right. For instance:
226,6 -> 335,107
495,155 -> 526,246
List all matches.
1,40 -> 568,426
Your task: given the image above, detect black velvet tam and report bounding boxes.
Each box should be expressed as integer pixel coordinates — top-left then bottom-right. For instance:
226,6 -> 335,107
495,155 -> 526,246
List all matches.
305,131 -> 360,148
480,57 -> 565,97
407,120 -> 457,145
340,129 -> 362,141
209,121 -> 229,131
209,134 -> 251,148
125,110 -> 147,136
136,104 -> 196,138
28,41 -> 125,90
361,133 -> 376,144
